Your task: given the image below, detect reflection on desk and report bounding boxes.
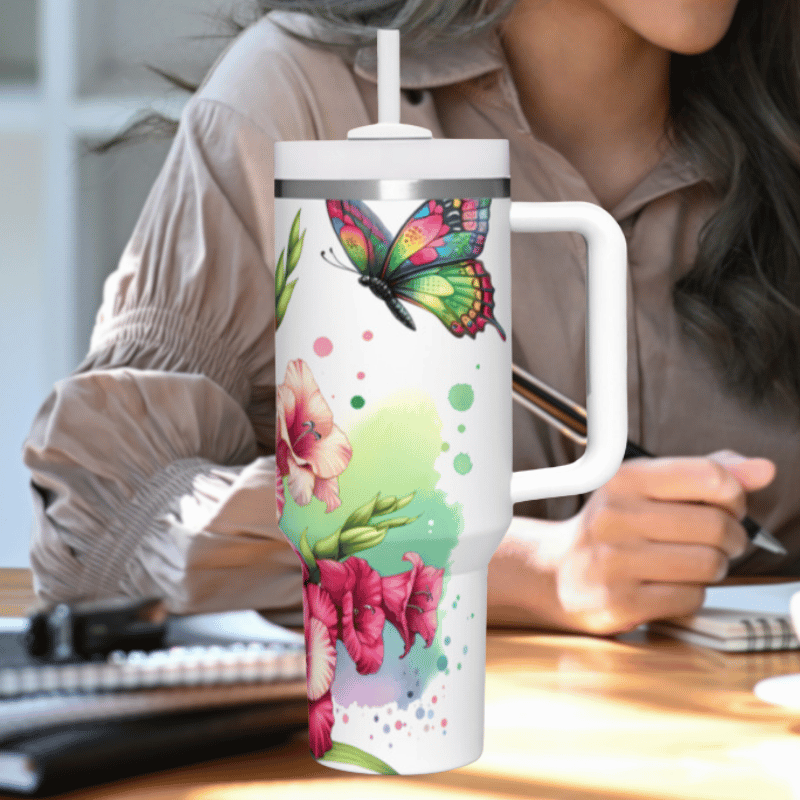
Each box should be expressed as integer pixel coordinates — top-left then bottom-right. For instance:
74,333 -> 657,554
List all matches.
3,569 -> 800,800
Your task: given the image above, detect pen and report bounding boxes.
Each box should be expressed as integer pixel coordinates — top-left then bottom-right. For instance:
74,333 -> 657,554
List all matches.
511,362 -> 787,556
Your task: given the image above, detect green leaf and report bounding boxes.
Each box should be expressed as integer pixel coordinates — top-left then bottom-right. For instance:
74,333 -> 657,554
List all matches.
298,529 -> 317,572
289,209 -> 302,250
275,279 -> 298,328
286,230 -> 305,278
376,515 -> 418,531
372,491 -> 415,517
343,494 -> 380,530
275,248 -> 286,297
395,492 -> 416,511
338,525 -> 378,545
321,741 -> 398,775
340,529 -> 387,557
313,529 -> 341,560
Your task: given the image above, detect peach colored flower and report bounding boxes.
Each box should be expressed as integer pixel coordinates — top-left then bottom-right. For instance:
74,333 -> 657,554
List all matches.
276,359 -> 352,518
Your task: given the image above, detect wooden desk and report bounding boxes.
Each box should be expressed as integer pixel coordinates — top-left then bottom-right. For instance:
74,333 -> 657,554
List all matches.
3,569 -> 800,800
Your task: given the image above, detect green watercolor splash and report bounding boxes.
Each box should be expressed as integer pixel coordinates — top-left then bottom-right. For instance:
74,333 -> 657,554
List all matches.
453,453 -> 473,475
448,384 -> 474,411
350,395 -> 365,409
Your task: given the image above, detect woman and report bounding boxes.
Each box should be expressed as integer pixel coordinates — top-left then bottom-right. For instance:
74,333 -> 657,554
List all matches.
23,0 -> 800,634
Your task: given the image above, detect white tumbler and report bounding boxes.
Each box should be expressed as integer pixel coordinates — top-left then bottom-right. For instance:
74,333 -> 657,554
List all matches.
273,29 -> 628,775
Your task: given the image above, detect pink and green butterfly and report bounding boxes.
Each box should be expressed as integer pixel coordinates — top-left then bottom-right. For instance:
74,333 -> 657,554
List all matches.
323,198 -> 506,340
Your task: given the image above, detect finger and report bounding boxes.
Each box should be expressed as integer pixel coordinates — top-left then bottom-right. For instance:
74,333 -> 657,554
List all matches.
612,457 -> 750,519
617,542 -> 732,584
574,582 -> 706,634
708,450 -> 776,492
634,582 -> 707,621
588,496 -> 748,556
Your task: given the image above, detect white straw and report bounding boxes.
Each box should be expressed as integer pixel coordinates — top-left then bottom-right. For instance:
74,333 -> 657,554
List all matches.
377,29 -> 400,125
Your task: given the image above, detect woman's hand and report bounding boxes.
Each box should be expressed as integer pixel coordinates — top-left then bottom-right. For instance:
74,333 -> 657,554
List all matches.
487,451 -> 776,636
553,450 -> 776,634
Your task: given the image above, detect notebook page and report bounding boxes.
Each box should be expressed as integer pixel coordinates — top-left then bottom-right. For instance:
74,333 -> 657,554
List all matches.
704,581 -> 800,615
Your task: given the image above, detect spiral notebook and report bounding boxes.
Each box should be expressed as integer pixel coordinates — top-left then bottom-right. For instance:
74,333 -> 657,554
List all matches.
0,610 -> 309,794
648,581 -> 800,652
0,611 -> 307,736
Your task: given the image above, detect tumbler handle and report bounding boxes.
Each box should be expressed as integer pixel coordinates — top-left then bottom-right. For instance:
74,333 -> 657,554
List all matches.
509,201 -> 627,502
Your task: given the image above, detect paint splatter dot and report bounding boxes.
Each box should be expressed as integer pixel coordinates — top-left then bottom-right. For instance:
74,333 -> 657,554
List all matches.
343,714 -> 349,723
448,384 -> 474,411
351,395 -> 365,409
476,364 -> 480,369
428,709 -> 434,719
395,721 -> 403,730
442,719 -> 448,728
416,707 -> 425,719
313,337 -> 333,357
383,724 -> 390,734
454,453 -> 473,475
424,724 -> 429,732
441,442 -> 450,452
458,424 -> 466,433
463,645 -> 468,654
357,371 -> 365,380
457,595 -> 460,600
471,613 -> 475,618
457,663 -> 462,670
363,330 -> 374,341
444,636 -> 451,645
374,715 -> 379,722
432,696 -> 437,704
452,601 -> 457,608
428,519 -> 434,526
407,691 -> 414,698
437,656 -> 448,671
387,708 -> 392,715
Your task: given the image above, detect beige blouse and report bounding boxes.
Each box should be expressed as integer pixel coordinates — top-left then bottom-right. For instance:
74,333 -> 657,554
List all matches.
23,12 -> 800,615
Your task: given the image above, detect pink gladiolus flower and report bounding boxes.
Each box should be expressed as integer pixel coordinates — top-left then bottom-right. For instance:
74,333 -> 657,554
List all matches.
381,552 -> 444,658
318,557 -> 385,675
303,582 -> 338,759
308,691 -> 334,760
276,360 -> 352,518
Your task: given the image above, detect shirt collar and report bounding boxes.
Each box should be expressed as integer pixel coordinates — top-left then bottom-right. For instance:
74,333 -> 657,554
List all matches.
352,33 -> 506,89
268,10 -> 505,89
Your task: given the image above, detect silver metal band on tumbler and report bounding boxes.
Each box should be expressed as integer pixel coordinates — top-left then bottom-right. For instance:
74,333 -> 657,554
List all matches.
274,178 -> 511,200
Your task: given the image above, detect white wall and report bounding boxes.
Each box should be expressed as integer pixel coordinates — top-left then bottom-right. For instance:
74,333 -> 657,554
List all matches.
0,0 -> 233,567
0,134 -> 47,566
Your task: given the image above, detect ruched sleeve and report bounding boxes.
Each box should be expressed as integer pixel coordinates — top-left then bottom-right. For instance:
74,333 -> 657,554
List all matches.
23,66 -> 317,613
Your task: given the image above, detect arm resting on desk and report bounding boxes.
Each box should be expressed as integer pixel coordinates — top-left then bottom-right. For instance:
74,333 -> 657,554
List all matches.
22,97 -> 306,616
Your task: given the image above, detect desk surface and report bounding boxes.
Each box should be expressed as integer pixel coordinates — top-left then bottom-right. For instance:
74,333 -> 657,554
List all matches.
3,569 -> 800,800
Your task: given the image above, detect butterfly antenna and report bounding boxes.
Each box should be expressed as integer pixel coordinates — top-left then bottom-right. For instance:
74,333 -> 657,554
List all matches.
320,247 -> 358,274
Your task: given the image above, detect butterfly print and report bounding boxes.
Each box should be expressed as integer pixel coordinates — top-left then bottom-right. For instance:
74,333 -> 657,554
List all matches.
324,198 -> 506,340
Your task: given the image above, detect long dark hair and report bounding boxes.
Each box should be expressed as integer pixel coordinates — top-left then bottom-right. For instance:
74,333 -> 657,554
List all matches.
104,0 -> 800,411
670,0 -> 800,411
